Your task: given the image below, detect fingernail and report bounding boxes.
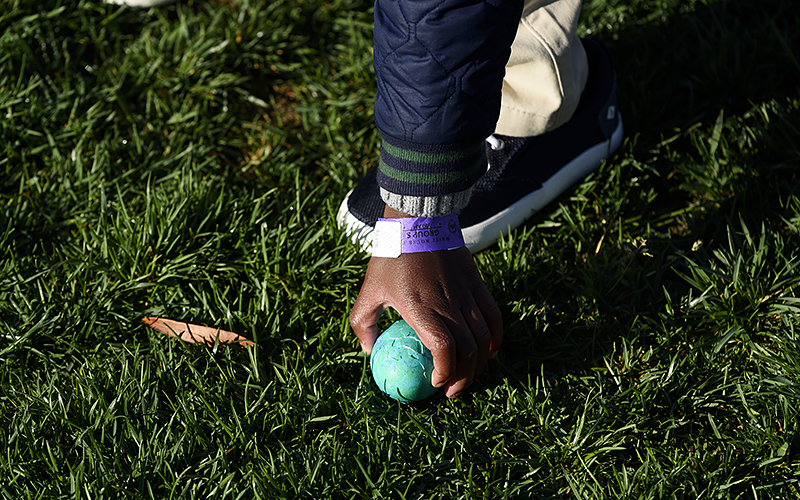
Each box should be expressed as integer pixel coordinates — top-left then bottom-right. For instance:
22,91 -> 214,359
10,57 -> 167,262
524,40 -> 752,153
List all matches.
431,370 -> 446,388
489,350 -> 499,359
360,341 -> 370,354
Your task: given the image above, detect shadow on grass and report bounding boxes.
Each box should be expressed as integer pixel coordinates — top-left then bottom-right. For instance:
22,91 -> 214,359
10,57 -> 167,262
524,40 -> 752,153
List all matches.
489,0 -> 800,384
606,0 -> 799,138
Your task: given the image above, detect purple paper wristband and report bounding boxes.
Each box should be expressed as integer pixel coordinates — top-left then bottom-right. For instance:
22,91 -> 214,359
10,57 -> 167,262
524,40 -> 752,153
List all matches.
372,214 -> 465,258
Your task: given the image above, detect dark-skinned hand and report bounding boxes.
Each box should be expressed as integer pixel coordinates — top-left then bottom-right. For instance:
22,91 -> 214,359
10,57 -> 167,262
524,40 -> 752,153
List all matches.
350,205 -> 503,398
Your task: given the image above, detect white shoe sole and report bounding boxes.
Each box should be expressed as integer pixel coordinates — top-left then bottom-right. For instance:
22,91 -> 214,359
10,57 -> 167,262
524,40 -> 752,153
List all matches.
337,190 -> 377,253
337,116 -> 624,254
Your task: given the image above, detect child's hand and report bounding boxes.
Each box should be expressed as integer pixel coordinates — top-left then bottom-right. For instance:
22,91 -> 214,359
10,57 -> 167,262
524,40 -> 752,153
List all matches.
350,207 -> 502,398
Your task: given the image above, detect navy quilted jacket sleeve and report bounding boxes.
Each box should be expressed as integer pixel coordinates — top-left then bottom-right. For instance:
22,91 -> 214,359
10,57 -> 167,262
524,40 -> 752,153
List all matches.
373,0 -> 523,216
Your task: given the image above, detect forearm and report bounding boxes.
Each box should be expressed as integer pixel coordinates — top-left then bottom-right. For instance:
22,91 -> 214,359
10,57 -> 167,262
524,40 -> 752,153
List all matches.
373,0 -> 524,216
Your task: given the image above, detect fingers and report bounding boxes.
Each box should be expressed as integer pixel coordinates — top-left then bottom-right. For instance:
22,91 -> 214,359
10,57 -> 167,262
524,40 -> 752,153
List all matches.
359,290 -> 501,398
351,248 -> 502,399
401,313 -> 457,389
474,284 -> 503,357
441,310 -> 480,398
409,305 -> 489,399
462,302 -> 492,380
349,280 -> 384,354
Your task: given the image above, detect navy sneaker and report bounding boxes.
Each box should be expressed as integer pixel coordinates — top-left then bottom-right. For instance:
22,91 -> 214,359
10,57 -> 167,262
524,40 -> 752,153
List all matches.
337,38 -> 624,253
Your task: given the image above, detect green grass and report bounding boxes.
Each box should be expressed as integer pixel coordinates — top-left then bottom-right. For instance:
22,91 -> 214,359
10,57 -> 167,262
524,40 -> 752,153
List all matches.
1,0 -> 800,497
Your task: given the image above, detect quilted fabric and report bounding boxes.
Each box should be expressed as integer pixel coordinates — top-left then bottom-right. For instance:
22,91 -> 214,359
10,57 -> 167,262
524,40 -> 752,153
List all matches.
374,0 -> 523,145
372,0 -> 523,213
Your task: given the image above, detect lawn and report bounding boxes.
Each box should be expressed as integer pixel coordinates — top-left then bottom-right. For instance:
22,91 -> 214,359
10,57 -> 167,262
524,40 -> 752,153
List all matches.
1,0 -> 800,497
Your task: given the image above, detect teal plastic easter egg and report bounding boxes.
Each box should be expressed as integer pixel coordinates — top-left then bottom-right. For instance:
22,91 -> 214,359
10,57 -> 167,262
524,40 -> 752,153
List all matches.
370,320 -> 439,402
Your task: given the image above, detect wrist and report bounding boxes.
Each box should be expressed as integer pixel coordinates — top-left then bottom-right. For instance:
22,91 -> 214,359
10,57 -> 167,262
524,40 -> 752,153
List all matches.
372,209 -> 465,258
383,204 -> 414,219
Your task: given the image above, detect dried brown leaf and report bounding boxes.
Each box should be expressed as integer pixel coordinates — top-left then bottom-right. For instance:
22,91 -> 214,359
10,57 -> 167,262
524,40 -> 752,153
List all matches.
141,317 -> 256,348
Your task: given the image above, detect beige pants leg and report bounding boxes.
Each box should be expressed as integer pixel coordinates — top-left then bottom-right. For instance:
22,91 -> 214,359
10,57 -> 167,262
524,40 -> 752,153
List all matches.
495,0 -> 587,137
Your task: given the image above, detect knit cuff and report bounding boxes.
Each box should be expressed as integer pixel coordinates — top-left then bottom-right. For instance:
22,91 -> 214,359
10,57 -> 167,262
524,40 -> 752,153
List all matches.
380,187 -> 473,217
375,134 -> 486,217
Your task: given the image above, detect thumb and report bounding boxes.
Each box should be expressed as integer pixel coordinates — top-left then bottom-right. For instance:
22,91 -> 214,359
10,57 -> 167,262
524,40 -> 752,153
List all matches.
349,283 -> 384,354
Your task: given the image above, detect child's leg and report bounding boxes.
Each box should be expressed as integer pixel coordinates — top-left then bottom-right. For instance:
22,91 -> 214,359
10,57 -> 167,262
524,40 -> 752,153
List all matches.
497,0 -> 588,137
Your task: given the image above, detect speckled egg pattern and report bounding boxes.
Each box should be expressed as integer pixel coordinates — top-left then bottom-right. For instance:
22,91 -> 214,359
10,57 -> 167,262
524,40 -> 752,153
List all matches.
370,320 -> 439,402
